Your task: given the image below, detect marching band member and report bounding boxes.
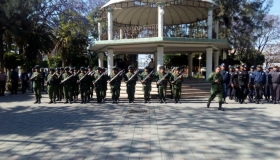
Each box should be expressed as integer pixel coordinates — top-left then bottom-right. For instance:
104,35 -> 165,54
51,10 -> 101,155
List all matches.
170,67 -> 184,103
124,66 -> 138,103
140,66 -> 153,103
155,66 -> 170,103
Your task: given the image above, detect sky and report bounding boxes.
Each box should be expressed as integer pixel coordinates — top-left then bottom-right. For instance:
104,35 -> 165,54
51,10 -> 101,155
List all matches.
269,0 -> 280,15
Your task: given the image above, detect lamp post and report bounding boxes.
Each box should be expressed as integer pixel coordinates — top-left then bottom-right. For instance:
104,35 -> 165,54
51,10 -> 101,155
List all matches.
198,55 -> 202,75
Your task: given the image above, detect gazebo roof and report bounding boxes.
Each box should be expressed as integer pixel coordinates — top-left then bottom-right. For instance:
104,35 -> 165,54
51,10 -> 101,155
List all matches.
99,0 -> 216,26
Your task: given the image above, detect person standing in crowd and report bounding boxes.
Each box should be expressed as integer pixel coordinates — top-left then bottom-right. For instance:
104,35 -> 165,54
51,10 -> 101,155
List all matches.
47,68 -> 58,104
140,66 -> 153,103
248,66 -> 255,103
88,65 -> 94,101
40,68 -> 46,92
124,66 -> 138,103
252,65 -> 266,104
62,67 -> 73,104
101,68 -> 108,102
78,67 -> 89,104
156,66 -> 170,103
20,69 -> 29,94
93,67 -> 105,103
29,67 -> 34,93
56,68 -> 63,101
228,66 -> 234,100
207,66 -> 225,111
170,67 -> 184,103
264,67 -> 272,103
31,65 -> 42,104
0,68 -> 7,96
237,64 -> 249,104
220,63 -> 230,104
72,67 -> 79,102
270,65 -> 280,104
148,58 -> 155,71
109,67 -> 122,104
10,67 -> 19,95
230,66 -> 240,102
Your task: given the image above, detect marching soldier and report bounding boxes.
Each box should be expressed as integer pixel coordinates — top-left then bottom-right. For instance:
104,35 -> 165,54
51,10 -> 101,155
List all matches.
57,67 -> 64,101
46,68 -> 58,104
108,67 -> 122,104
93,67 -> 105,103
236,64 -> 249,104
170,67 -> 184,103
140,66 -> 153,103
248,66 -> 255,102
155,66 -> 170,103
230,66 -> 240,102
124,66 -> 138,103
220,63 -> 230,104
78,67 -> 89,104
88,65 -> 94,101
252,65 -> 266,104
264,67 -> 272,103
72,67 -> 79,102
61,67 -> 73,104
228,66 -> 234,100
31,65 -> 43,104
270,65 -> 280,104
207,66 -> 225,111
101,68 -> 108,102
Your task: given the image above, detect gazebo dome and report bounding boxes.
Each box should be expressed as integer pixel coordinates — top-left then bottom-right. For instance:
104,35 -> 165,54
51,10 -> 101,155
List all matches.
100,0 -> 216,26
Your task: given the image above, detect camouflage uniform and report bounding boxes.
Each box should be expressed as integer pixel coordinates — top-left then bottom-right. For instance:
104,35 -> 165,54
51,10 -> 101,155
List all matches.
155,66 -> 170,103
47,69 -> 59,103
140,67 -> 153,103
124,67 -> 138,103
62,68 -> 73,104
109,68 -> 122,103
78,69 -> 89,104
207,70 -> 224,111
170,68 -> 183,103
31,65 -> 43,104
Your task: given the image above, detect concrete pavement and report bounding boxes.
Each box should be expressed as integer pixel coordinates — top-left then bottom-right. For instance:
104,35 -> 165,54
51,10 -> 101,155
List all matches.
0,93 -> 279,160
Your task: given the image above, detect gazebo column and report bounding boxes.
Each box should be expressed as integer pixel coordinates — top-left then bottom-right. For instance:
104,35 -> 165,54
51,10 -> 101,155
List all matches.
107,49 -> 114,75
207,6 -> 213,39
156,46 -> 164,70
98,52 -> 104,68
206,48 -> 213,79
98,22 -> 102,41
107,8 -> 114,40
214,20 -> 219,39
157,3 -> 164,38
188,53 -> 193,78
213,51 -> 219,68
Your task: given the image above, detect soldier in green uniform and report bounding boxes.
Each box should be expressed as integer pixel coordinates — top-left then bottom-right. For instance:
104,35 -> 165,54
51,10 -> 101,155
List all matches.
170,66 -> 175,99
72,67 -> 79,102
101,68 -> 108,102
57,67 -> 64,101
207,66 -> 225,111
124,66 -> 138,103
88,65 -> 94,101
93,67 -> 105,103
61,67 -> 73,104
78,67 -> 89,104
155,66 -> 170,103
140,66 -> 153,103
170,67 -> 184,103
109,67 -> 122,104
31,65 -> 43,104
46,68 -> 58,104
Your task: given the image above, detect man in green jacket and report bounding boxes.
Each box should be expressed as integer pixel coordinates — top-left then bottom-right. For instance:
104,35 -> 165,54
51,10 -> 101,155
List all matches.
124,66 -> 138,103
207,66 -> 225,111
140,66 -> 153,103
47,68 -> 58,104
61,67 -> 73,104
109,67 -> 122,104
170,67 -> 184,103
78,67 -> 89,104
156,66 -> 170,103
31,65 -> 43,104
93,67 -> 106,103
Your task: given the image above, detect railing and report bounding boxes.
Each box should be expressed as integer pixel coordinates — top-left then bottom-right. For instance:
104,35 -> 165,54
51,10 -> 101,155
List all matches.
100,24 -> 218,40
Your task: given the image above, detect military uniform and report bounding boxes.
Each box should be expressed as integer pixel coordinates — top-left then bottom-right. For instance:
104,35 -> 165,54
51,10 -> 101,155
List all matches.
270,66 -> 280,104
220,64 -> 230,103
78,68 -> 89,104
72,68 -> 79,101
109,68 -> 122,103
124,67 -> 138,103
88,66 -> 94,101
236,65 -> 249,104
264,68 -> 272,103
170,67 -> 183,103
57,68 -> 64,101
207,69 -> 224,111
93,67 -> 107,103
31,65 -> 43,104
155,66 -> 170,103
101,68 -> 108,102
230,67 -> 239,102
47,69 -> 59,104
61,68 -> 73,104
140,67 -> 153,103
228,66 -> 235,100
248,66 -> 255,102
252,66 -> 266,104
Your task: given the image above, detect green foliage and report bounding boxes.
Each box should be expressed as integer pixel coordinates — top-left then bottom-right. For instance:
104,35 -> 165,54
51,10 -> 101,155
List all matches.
3,52 -> 24,69
164,54 -> 188,67
48,56 -> 62,68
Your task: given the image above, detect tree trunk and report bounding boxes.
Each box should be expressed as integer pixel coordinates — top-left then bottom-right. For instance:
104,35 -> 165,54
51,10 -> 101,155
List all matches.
61,47 -> 66,67
0,30 -> 4,68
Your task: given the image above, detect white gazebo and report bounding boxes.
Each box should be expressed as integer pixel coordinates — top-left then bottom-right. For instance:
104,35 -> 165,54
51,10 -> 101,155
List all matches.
90,0 -> 230,77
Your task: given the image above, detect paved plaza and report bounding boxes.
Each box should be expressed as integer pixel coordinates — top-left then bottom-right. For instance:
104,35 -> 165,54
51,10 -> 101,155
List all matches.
0,93 -> 279,160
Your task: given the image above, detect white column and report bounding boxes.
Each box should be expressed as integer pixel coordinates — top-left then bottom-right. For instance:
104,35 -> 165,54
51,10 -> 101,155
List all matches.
188,53 -> 193,77
214,20 -> 219,39
120,29 -> 123,39
154,52 -> 157,69
107,8 -> 113,40
98,22 -> 102,41
157,3 -> 164,38
206,48 -> 213,79
213,51 -> 219,68
207,6 -> 213,39
107,49 -> 114,75
98,52 -> 104,67
156,46 -> 164,70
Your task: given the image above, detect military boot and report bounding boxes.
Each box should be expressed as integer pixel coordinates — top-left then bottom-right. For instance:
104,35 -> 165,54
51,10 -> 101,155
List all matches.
80,97 -> 84,104
34,99 -> 38,104
207,101 -> 210,108
64,99 -> 69,104
38,98 -> 41,104
53,99 -> 56,104
218,102 -> 225,111
48,99 -> 53,104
